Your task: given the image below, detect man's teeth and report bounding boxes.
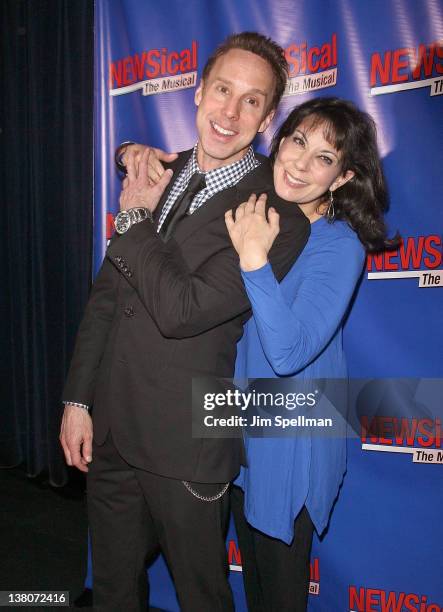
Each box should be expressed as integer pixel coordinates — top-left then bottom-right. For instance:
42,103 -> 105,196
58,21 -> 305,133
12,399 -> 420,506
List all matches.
212,122 -> 236,136
285,171 -> 306,186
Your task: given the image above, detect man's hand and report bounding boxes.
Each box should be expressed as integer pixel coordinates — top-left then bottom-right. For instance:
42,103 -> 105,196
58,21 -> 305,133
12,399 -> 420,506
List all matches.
119,147 -> 174,213
122,144 -> 178,185
59,404 -> 93,473
225,193 -> 280,272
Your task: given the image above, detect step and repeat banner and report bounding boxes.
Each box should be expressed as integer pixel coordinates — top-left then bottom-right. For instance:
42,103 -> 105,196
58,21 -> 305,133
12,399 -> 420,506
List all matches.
92,1 -> 443,610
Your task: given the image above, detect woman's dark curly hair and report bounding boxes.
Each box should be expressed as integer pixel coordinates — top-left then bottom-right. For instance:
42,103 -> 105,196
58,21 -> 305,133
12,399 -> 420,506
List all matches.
269,97 -> 399,252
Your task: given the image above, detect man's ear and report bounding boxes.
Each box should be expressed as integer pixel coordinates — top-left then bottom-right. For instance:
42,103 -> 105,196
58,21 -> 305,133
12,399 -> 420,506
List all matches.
194,79 -> 204,107
257,108 -> 275,134
330,169 -> 355,192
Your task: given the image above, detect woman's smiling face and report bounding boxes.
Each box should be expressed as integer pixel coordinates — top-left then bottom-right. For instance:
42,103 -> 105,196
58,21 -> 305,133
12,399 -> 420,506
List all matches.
273,116 -> 353,216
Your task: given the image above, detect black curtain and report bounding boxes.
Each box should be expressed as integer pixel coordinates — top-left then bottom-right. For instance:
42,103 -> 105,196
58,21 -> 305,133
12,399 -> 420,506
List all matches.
1,0 -> 94,485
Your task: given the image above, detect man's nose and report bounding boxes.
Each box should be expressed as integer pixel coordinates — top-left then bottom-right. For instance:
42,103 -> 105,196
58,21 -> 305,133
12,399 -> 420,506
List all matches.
222,97 -> 240,120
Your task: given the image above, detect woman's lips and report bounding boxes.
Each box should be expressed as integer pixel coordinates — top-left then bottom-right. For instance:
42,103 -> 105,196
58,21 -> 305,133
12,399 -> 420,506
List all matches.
284,170 -> 308,187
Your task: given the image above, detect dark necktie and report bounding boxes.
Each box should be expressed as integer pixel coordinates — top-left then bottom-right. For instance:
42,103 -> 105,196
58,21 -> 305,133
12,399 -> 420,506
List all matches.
160,173 -> 206,241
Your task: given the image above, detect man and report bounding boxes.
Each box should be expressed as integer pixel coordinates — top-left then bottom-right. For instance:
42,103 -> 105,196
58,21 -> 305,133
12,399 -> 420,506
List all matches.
60,32 -> 309,611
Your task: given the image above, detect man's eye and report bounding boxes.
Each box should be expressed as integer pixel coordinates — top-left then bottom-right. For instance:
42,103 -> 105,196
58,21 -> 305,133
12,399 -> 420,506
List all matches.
246,98 -> 258,106
218,86 -> 229,94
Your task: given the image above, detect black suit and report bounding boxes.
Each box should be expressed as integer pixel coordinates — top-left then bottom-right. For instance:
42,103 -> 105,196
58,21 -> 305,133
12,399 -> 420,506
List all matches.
63,150 -> 309,611
64,150 -> 308,479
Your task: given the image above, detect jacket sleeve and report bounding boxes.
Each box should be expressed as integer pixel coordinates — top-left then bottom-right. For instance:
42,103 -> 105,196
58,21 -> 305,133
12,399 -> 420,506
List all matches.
62,257 -> 119,405
240,234 -> 365,375
106,196 -> 309,339
61,153 -> 190,403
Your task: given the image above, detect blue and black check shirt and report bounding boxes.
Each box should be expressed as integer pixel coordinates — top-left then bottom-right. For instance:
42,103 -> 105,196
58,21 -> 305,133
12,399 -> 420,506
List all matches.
157,144 -> 260,232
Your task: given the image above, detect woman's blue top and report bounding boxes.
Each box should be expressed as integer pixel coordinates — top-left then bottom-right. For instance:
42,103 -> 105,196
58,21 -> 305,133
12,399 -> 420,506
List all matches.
234,216 -> 365,544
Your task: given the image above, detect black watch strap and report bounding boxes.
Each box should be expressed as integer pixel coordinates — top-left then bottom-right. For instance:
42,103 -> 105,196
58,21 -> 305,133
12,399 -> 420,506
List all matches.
115,141 -> 135,175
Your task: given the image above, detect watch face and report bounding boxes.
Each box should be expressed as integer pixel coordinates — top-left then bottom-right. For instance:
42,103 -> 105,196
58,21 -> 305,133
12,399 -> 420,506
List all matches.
115,211 -> 130,234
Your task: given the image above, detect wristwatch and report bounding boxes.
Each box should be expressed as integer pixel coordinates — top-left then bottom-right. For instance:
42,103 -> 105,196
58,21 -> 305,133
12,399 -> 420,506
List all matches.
114,207 -> 153,234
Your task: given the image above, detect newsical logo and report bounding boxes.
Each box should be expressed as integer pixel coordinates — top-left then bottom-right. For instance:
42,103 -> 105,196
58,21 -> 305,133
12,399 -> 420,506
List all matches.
283,34 -> 338,97
357,380 -> 442,465
366,235 -> 443,288
109,41 -> 198,97
370,40 -> 443,97
228,539 -> 242,572
361,415 -> 443,464
309,557 -> 320,596
349,585 -> 442,611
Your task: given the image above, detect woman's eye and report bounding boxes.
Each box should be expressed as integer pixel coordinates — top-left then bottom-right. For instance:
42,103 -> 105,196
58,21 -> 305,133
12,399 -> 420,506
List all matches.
292,137 -> 304,146
319,156 -> 333,165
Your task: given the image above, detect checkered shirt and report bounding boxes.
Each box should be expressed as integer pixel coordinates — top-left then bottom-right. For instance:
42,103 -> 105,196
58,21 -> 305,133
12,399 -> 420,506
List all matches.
157,145 -> 260,231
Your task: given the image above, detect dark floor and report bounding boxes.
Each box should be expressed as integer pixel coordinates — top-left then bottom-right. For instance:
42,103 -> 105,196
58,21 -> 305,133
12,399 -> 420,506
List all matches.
0,467 -> 165,611
0,466 -> 90,610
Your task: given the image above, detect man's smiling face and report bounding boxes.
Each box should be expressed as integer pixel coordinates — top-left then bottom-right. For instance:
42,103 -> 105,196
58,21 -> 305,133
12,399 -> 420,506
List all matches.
194,48 -> 276,172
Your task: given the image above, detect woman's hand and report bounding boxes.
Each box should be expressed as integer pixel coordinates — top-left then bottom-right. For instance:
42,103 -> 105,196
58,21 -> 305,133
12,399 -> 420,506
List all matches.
121,144 -> 178,188
225,193 -> 280,271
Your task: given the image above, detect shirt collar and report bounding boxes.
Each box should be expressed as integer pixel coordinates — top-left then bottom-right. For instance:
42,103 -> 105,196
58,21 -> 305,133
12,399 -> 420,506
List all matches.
183,144 -> 259,190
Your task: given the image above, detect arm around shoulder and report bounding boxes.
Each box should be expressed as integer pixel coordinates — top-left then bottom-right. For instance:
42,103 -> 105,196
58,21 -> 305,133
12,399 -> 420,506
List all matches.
265,193 -> 310,282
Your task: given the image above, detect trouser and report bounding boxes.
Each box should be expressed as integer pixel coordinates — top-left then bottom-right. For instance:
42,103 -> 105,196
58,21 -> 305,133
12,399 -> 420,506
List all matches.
87,431 -> 234,612
231,485 -> 314,612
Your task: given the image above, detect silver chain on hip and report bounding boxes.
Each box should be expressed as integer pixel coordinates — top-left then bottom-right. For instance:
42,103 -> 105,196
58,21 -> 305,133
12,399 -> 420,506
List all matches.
181,480 -> 230,502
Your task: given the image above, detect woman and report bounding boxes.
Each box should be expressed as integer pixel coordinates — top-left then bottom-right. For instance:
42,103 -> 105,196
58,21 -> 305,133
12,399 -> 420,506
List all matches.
224,97 -> 397,612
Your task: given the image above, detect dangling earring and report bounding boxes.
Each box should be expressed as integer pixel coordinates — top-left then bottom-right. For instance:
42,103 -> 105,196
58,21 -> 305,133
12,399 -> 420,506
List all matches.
326,190 -> 335,220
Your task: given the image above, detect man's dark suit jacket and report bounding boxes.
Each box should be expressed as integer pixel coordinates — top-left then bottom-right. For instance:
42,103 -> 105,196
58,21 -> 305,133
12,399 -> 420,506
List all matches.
63,150 -> 309,482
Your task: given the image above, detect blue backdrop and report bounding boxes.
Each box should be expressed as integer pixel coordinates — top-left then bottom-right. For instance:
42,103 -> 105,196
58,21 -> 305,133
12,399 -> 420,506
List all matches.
92,1 -> 443,610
